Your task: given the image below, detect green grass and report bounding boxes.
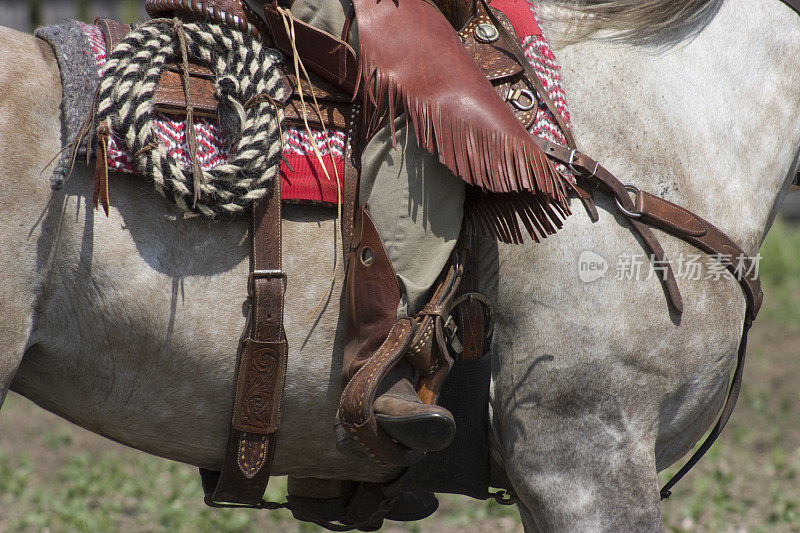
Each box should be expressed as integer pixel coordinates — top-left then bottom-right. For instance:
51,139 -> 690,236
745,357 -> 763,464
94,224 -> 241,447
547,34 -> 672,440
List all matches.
757,217 -> 800,322
0,399 -> 520,532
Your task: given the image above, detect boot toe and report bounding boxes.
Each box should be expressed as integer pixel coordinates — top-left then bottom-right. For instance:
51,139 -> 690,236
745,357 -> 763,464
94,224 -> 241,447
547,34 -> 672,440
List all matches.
373,401 -> 456,452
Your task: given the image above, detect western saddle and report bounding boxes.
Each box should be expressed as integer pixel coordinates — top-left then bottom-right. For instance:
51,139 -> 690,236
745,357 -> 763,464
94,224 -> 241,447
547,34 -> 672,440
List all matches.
91,0 -> 766,529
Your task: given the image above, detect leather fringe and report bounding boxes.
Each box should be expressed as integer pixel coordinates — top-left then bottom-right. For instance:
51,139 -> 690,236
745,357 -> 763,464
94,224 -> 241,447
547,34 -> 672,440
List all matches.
465,187 -> 570,244
358,51 -> 568,204
93,121 -> 111,216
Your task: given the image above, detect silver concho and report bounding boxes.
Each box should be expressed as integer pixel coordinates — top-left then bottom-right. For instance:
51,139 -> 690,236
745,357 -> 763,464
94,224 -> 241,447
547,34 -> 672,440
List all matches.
475,23 -> 499,43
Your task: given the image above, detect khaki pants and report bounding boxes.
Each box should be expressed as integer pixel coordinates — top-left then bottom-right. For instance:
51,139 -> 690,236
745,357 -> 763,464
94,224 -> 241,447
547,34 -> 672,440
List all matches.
292,0 -> 465,317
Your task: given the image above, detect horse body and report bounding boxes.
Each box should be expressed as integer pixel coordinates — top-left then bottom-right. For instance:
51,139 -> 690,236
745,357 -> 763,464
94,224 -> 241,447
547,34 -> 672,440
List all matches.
2,1 -> 800,530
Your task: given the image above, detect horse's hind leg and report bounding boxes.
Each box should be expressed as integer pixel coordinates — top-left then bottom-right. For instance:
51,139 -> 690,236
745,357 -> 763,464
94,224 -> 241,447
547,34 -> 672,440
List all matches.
0,28 -> 64,406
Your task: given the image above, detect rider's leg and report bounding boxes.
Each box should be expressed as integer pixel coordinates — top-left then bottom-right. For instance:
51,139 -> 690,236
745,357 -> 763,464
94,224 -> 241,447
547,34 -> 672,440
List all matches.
349,116 -> 465,450
290,0 -> 465,452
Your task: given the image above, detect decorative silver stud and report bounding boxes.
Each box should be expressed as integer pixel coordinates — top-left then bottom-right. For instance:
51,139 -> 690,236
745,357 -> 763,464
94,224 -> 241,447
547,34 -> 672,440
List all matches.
475,23 -> 499,43
266,48 -> 284,64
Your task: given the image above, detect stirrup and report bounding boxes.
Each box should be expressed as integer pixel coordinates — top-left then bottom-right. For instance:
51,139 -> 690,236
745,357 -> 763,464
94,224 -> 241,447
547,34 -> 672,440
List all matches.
337,318 -> 426,466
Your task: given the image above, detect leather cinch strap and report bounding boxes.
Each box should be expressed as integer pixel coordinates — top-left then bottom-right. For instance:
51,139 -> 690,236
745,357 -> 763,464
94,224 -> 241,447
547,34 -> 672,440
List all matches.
201,177 -> 288,507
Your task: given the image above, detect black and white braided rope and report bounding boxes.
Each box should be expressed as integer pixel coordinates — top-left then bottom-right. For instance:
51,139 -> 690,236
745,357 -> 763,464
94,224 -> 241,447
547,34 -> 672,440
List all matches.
95,19 -> 286,217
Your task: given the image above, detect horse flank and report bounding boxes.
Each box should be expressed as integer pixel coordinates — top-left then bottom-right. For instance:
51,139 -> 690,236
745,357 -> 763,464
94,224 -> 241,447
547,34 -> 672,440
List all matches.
546,0 -> 725,44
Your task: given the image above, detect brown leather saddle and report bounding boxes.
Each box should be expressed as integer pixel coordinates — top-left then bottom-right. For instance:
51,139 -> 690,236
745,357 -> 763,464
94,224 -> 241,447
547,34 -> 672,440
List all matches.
93,0 -> 767,527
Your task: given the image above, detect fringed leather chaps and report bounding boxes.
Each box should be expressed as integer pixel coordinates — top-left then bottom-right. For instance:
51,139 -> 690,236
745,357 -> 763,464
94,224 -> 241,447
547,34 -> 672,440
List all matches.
351,0 -> 568,205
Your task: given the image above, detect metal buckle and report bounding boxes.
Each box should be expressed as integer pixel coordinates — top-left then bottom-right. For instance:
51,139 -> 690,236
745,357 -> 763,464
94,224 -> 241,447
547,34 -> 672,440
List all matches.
248,269 -> 287,293
450,292 -> 495,340
204,495 -> 287,510
568,149 -> 579,174
491,490 -> 518,506
506,86 -> 536,111
614,184 -> 642,218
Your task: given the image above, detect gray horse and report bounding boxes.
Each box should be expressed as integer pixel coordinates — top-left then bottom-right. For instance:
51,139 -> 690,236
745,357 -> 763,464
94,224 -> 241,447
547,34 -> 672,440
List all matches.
1,0 -> 799,530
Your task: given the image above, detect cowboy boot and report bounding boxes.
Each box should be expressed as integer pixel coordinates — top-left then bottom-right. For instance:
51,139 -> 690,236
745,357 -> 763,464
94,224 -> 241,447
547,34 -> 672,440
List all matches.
338,206 -> 455,462
373,359 -> 455,452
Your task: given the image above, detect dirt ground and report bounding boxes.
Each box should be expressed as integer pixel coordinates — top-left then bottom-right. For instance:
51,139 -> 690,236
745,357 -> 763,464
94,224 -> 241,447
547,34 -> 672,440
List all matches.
1,300 -> 799,532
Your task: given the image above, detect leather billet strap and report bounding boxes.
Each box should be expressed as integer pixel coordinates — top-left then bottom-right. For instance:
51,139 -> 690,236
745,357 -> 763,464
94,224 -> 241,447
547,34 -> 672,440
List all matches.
201,177 -> 288,507
342,104 -> 364,259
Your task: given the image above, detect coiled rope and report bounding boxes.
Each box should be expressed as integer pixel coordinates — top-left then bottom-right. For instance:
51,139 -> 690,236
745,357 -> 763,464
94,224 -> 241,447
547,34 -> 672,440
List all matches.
94,19 -> 286,217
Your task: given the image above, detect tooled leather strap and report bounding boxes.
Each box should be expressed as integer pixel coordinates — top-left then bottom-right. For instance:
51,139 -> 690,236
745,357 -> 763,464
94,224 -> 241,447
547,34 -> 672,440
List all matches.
201,176 -> 288,507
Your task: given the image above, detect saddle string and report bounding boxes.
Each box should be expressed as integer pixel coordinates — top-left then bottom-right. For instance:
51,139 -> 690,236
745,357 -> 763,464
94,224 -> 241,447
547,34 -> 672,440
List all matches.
172,18 -> 205,208
276,6 -> 344,322
93,120 -> 111,215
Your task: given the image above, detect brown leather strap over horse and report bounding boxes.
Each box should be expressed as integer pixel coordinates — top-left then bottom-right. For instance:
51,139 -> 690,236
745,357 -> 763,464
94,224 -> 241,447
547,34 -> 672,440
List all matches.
200,177 -> 288,507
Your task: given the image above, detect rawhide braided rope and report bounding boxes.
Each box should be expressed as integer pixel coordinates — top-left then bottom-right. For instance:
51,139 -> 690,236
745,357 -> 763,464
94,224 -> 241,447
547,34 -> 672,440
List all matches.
95,19 -> 286,217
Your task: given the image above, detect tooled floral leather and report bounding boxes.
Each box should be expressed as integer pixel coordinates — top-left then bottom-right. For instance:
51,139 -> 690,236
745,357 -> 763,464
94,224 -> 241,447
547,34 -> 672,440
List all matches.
232,339 -> 287,433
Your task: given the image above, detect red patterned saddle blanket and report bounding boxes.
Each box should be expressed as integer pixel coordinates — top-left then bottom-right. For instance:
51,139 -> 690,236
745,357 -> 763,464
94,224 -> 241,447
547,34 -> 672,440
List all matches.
79,0 -> 572,205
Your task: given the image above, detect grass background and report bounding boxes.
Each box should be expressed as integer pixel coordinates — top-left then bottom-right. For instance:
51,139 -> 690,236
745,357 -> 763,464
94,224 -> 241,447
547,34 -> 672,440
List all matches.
2,215 -> 799,532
